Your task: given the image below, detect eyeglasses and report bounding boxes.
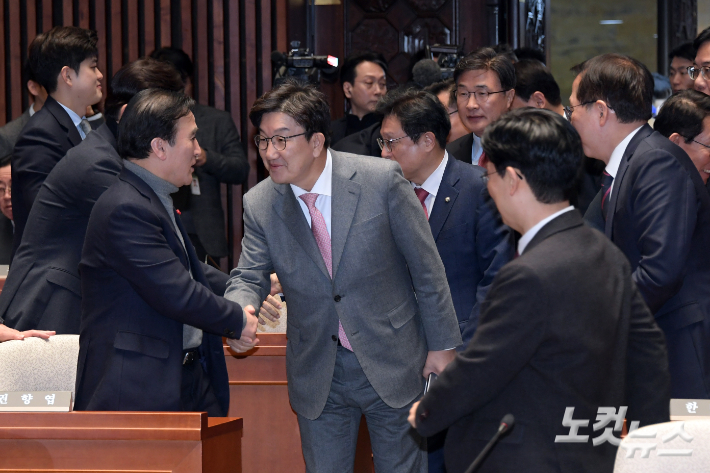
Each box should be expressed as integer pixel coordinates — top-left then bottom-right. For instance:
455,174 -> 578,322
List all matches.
693,139 -> 710,149
254,132 -> 306,151
455,89 -> 510,104
480,169 -> 523,183
563,102 -> 595,121
377,135 -> 410,152
688,66 -> 710,81
0,185 -> 10,196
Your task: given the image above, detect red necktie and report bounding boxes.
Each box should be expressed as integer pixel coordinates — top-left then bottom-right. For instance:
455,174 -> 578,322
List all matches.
299,193 -> 353,351
414,187 -> 429,220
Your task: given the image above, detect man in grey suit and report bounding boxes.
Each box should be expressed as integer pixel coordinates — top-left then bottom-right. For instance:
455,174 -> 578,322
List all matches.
225,80 -> 462,472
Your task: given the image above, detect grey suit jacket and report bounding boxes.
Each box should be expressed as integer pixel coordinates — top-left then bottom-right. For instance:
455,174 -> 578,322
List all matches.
0,109 -> 30,158
225,150 -> 461,419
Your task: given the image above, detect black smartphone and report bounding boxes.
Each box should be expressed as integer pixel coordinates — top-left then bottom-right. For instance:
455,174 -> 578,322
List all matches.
424,372 -> 438,394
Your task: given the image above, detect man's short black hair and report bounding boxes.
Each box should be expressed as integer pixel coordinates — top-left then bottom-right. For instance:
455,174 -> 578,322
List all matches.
118,89 -> 195,160
492,43 -> 518,63
340,52 -> 387,85
149,47 -> 194,85
376,87 -> 451,149
28,26 -> 98,94
454,47 -> 516,92
249,78 -> 332,148
482,108 -> 583,204
514,59 -> 561,106
424,78 -> 455,106
104,58 -> 185,122
574,53 -> 653,123
669,42 -> 696,62
514,47 -> 546,64
654,90 -> 710,143
0,154 -> 11,168
694,26 -> 710,52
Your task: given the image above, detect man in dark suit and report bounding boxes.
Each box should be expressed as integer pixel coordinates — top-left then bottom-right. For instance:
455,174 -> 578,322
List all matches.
0,155 -> 13,264
571,54 -> 710,399
225,80 -> 461,472
0,58 -> 186,334
378,87 -> 512,473
75,89 -> 258,415
0,61 -> 48,159
150,47 -> 250,265
12,27 -> 103,257
446,48 -> 515,166
330,52 -> 387,146
410,108 -> 671,473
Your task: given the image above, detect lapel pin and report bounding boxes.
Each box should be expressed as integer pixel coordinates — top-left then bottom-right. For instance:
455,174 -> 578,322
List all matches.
445,197 -> 450,203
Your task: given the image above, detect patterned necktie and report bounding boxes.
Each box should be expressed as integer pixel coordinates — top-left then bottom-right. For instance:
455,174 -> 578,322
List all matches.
414,187 -> 429,219
299,193 -> 353,351
601,171 -> 614,221
79,119 -> 92,139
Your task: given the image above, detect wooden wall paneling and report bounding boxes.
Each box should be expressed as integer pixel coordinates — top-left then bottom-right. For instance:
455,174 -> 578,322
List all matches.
212,0 -> 225,110
194,0 -> 209,104
125,0 -> 140,62
77,0 -> 90,28
8,0 -> 22,120
274,0 -> 288,52
63,0 -> 72,25
142,0 -> 155,55
26,1 -> 37,49
180,0 -> 191,52
1,0 -> 6,125
23,0 -> 37,112
242,0 -> 259,190
160,0 -> 171,48
108,0 -> 123,82
40,0 -> 52,32
226,0 -> 243,270
455,0 -> 487,53
94,0 -> 108,111
260,0 -> 273,96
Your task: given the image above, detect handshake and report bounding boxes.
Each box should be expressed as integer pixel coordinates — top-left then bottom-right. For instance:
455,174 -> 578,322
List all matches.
227,273 -> 283,353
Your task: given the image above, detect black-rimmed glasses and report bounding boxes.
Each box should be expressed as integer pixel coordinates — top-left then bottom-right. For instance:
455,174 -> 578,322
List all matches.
693,139 -> 710,150
455,89 -> 510,104
688,66 -> 710,81
480,169 -> 524,183
254,132 -> 307,151
563,102 -> 595,121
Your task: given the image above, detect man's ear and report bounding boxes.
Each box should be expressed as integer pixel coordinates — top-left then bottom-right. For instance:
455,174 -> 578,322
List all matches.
420,131 -> 436,152
59,66 -> 73,88
151,137 -> 168,160
505,89 -> 515,109
505,166 -> 520,196
596,100 -> 612,127
531,91 -> 547,109
668,132 -> 684,146
343,82 -> 353,99
310,132 -> 326,156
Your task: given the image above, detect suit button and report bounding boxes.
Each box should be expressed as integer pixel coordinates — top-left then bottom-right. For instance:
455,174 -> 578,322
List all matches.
331,335 -> 337,342
228,331 -> 235,337
334,295 -> 341,302
223,329 -> 230,336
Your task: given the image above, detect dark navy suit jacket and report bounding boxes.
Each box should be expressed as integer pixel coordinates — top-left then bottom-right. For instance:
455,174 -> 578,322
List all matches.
74,167 -> 243,415
11,96 -> 82,257
585,124 -> 710,399
429,157 -> 513,345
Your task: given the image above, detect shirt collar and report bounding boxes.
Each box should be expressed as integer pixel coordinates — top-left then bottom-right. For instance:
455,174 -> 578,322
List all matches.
56,101 -> 85,128
471,133 -> 483,164
290,149 -> 333,198
411,151 -> 448,197
517,206 -> 575,255
605,126 -> 643,178
29,103 -> 36,117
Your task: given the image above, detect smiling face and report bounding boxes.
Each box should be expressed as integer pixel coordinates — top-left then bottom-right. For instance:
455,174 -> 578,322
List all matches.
69,56 -> 103,109
568,74 -> 600,159
163,113 -> 200,187
258,112 -> 325,190
456,69 -> 514,137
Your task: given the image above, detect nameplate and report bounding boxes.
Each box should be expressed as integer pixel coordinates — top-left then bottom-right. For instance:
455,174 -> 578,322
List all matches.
670,399 -> 710,420
0,391 -> 73,412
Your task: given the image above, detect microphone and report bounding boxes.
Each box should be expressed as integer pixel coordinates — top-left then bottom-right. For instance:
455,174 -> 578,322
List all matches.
464,414 -> 515,473
271,50 -> 287,67
412,59 -> 442,89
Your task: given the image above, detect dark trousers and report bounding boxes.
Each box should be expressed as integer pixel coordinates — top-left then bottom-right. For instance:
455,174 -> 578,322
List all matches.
180,350 -> 222,417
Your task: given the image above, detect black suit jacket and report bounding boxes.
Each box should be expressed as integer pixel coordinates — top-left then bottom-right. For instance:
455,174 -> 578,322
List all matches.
74,167 -> 243,415
585,124 -> 710,399
446,133 -> 474,165
429,157 -> 513,345
11,96 -> 82,257
176,103 -> 249,257
0,215 -> 13,265
331,121 -> 382,158
0,122 -> 229,334
416,211 -> 670,473
0,108 -> 31,159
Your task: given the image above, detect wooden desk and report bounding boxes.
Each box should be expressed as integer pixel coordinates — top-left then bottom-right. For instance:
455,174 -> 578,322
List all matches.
226,333 -> 374,473
0,411 -> 242,473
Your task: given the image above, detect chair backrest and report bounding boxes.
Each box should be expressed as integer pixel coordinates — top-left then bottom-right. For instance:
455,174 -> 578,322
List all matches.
614,420 -> 710,472
0,335 -> 80,392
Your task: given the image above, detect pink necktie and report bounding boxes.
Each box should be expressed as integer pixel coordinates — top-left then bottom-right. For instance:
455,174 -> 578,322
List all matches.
414,187 -> 429,219
299,193 -> 353,351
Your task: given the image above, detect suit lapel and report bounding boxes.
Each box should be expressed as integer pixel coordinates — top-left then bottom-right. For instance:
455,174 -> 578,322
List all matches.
272,182 -> 331,280
526,210 -> 583,254
330,154 -> 360,280
428,157 -> 459,240
45,96 -> 83,146
604,125 -> 653,237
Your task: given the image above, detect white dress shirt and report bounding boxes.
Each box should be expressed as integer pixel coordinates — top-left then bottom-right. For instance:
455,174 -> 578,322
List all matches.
605,126 -> 643,198
291,150 -> 333,236
411,152 -> 449,216
470,134 -> 483,165
517,206 -> 575,255
57,102 -> 88,140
